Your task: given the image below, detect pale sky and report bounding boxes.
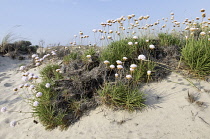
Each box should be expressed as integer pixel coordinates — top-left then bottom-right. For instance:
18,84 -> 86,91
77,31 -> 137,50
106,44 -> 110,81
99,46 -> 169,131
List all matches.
0,0 -> 209,46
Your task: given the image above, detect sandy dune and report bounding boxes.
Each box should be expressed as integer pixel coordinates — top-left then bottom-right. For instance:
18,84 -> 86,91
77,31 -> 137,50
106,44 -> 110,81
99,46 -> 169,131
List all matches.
0,56 -> 210,139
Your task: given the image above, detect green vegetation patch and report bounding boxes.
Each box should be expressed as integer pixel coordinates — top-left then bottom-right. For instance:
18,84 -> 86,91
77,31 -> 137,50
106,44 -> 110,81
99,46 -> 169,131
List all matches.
182,37 -> 210,77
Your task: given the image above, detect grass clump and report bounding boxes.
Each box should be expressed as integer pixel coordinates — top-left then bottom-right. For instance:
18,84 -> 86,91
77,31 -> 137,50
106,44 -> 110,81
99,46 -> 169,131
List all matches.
83,47 -> 96,56
181,37 -> 210,77
100,39 -> 137,64
98,58 -> 154,111
100,38 -> 161,64
32,81 -> 68,130
158,33 -> 184,47
63,52 -> 79,64
132,60 -> 155,83
33,66 -> 76,130
98,82 -> 145,111
33,60 -> 100,130
40,64 -> 63,81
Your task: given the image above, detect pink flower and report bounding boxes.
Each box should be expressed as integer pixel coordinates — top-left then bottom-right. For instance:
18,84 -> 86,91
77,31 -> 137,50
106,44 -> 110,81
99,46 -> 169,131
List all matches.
122,57 -> 128,61
117,65 -> 123,69
24,83 -> 30,88
19,84 -> 24,88
29,85 -> 35,90
56,69 -> 61,72
28,73 -> 34,77
33,75 -> 39,79
128,42 -> 133,45
13,88 -> 18,91
19,66 -> 26,71
138,54 -> 146,60
28,76 -> 33,81
1,107 -> 7,113
109,65 -> 115,69
32,54 -> 38,58
130,64 -> 137,69
36,92 -> 43,97
22,76 -> 28,82
116,60 -> 122,65
45,83 -> 50,88
147,70 -> 152,75
133,36 -> 138,39
86,55 -> 91,58
10,121 -> 17,127
149,45 -> 155,49
33,101 -> 39,107
126,75 -> 132,79
35,63 -> 41,67
104,60 -> 110,65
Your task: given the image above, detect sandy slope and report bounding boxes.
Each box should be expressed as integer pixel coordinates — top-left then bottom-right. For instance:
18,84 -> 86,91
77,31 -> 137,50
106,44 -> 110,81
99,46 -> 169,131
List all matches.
0,56 -> 210,139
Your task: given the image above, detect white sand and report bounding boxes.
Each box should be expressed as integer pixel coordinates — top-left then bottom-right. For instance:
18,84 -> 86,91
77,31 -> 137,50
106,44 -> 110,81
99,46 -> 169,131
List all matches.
0,56 -> 210,139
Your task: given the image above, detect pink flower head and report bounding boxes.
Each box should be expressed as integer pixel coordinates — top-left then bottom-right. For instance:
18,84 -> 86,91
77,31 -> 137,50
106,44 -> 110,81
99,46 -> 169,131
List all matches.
33,101 -> 39,107
1,107 -> 7,113
10,121 -> 17,127
138,54 -> 146,60
36,92 -> 43,97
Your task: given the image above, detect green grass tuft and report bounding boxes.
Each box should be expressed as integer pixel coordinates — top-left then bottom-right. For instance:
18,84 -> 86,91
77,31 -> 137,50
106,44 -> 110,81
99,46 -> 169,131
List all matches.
40,64 -> 63,81
98,81 -> 145,111
63,52 -> 80,64
158,33 -> 184,47
83,47 -> 96,56
181,37 -> 210,76
100,39 -> 137,64
32,81 -> 67,130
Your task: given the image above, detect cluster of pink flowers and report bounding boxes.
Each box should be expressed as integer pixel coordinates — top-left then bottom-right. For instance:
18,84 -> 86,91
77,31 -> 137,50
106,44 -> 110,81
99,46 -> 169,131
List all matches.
0,56 -> 53,127
103,54 -> 153,81
31,51 -> 55,67
21,72 -> 39,82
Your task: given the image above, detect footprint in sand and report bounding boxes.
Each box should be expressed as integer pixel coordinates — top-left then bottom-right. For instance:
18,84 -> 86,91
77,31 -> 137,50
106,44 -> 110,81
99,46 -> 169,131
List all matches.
178,78 -> 183,81
4,83 -> 13,87
3,118 -> 10,124
0,78 -> 4,82
0,73 -> 6,77
182,88 -> 188,91
0,73 -> 10,83
0,76 -> 10,82
171,87 -> 176,89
